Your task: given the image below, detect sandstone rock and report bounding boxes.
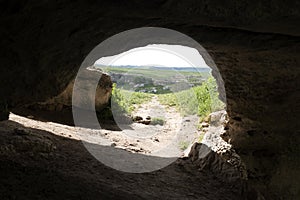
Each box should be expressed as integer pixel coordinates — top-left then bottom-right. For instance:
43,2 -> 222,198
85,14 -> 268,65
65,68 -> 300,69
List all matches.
201,122 -> 209,128
111,143 -> 116,147
200,110 -> 247,180
142,120 -> 151,125
112,138 -> 120,142
0,1 -> 298,198
132,116 -> 143,121
209,110 -> 227,126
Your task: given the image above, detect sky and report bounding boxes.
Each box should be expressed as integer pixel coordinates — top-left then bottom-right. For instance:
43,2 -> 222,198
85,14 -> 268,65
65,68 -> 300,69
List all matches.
95,44 -> 210,68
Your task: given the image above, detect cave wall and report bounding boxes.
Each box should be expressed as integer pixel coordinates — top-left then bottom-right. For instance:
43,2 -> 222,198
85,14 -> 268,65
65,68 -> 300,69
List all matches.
1,0 -> 299,199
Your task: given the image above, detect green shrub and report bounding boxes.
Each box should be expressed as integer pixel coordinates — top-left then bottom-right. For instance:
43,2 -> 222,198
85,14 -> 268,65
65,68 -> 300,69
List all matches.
158,93 -> 177,107
179,141 -> 189,150
111,83 -> 153,115
111,83 -> 129,115
150,117 -> 165,125
198,134 -> 204,143
158,75 -> 224,120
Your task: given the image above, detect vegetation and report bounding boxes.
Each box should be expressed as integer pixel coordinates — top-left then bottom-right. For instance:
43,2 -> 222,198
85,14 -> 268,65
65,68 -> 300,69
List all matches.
109,65 -> 224,124
179,141 -> 189,150
99,65 -> 210,94
101,65 -> 210,81
198,134 -> 204,143
111,83 -> 153,115
150,117 -> 165,125
158,76 -> 224,120
111,74 -> 224,119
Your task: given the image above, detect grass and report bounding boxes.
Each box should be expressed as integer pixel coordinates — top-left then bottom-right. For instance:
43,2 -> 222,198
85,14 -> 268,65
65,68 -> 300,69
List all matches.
111,83 -> 153,115
150,117 -> 165,125
158,76 -> 225,120
198,134 -> 205,143
110,74 -> 224,129
179,141 -> 189,151
158,93 -> 177,107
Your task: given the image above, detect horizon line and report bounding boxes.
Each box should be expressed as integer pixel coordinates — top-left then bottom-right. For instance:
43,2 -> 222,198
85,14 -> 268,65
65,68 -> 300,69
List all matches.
94,64 -> 211,69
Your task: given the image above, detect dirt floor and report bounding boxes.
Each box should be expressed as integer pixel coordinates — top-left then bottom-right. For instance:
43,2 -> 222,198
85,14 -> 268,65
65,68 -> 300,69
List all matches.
0,98 -> 246,199
9,96 -> 201,170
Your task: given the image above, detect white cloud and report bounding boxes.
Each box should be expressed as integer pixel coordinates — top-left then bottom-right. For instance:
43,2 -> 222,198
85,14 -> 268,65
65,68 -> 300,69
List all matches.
95,44 -> 210,68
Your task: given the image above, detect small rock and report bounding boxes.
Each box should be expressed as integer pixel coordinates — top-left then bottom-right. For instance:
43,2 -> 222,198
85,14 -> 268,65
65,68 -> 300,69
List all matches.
144,120 -> 151,125
201,122 -> 209,128
111,143 -> 116,147
203,115 -> 210,123
202,127 -> 209,132
132,116 -> 143,121
146,116 -> 151,120
209,110 -> 227,126
123,141 -> 129,147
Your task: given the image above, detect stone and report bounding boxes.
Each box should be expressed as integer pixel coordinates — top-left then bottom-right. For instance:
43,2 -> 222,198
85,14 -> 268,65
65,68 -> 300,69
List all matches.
201,122 -> 209,128
209,110 -> 227,126
0,1 -> 299,198
142,120 -> 151,125
111,143 -> 116,147
132,116 -> 143,122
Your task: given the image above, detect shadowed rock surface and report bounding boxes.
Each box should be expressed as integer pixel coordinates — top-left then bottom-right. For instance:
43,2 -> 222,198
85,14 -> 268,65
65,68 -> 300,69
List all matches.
0,1 -> 299,199
0,119 -> 246,200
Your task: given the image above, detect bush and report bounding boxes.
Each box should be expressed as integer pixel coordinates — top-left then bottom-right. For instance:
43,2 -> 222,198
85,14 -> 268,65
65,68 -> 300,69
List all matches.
179,141 -> 189,150
111,83 -> 153,115
158,75 -> 224,120
111,83 -> 129,115
150,117 -> 165,125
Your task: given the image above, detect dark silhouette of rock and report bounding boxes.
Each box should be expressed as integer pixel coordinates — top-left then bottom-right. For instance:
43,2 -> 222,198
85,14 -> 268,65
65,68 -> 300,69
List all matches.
0,1 -> 299,199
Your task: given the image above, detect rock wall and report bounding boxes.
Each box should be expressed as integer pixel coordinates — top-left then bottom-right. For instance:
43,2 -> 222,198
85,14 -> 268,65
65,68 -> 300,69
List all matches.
10,68 -> 113,127
0,1 -> 299,199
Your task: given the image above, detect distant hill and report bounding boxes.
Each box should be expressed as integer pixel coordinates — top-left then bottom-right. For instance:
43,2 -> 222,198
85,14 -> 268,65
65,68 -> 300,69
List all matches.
94,64 -> 211,72
152,66 -> 210,72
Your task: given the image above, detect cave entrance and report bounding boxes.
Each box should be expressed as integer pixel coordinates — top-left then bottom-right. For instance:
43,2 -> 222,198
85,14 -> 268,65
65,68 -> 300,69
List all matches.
91,44 -> 226,160
8,27 -> 230,174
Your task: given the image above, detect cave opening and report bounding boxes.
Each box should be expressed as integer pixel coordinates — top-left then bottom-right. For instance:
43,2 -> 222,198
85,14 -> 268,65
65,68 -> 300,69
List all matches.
7,42 -> 233,174
75,43 -> 235,173
0,1 -> 298,198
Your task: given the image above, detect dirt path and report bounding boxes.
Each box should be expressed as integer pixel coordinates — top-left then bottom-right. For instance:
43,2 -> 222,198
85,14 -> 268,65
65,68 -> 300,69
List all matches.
9,95 -> 200,158
107,95 -> 187,157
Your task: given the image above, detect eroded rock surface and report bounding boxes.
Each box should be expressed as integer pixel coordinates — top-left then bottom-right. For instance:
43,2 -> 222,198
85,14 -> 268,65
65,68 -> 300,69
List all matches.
0,1 -> 299,199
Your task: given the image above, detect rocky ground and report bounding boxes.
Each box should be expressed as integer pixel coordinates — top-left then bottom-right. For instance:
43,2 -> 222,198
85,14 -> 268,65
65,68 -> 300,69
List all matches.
105,96 -> 201,157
